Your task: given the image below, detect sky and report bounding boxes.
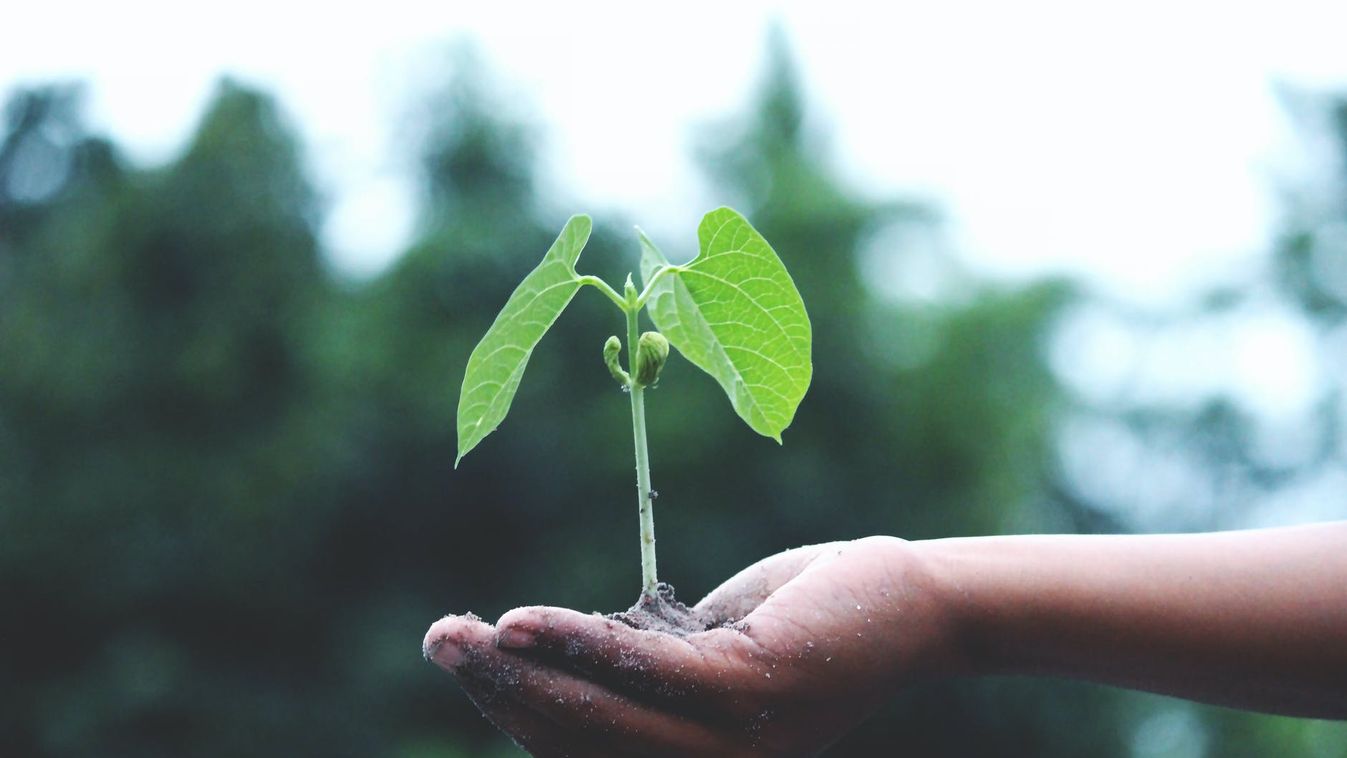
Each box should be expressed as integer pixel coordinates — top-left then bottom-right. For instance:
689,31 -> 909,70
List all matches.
6,1 -> 1347,299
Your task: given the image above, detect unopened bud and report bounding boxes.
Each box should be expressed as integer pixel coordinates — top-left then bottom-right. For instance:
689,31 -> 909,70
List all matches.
603,336 -> 630,386
634,331 -> 670,387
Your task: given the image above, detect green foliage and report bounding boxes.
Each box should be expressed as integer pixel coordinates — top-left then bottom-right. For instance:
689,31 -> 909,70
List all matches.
455,214 -> 592,464
640,208 -> 812,441
454,205 -> 813,594
457,206 -> 813,461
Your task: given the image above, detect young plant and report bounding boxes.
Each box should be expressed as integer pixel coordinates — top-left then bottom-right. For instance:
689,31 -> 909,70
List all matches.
455,208 -> 812,602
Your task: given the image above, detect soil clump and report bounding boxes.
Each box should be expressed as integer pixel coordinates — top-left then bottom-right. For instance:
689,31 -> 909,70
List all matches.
606,582 -> 722,636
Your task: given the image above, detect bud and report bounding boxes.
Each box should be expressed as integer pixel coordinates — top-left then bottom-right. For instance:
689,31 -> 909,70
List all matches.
634,331 -> 670,387
623,273 -> 638,303
603,336 -> 630,386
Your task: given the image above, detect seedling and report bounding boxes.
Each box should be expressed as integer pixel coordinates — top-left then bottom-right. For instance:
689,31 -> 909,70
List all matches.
456,208 -> 812,606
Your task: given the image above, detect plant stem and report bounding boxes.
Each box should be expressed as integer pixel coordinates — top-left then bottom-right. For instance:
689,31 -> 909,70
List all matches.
633,264 -> 682,311
626,303 -> 658,597
578,275 -> 628,310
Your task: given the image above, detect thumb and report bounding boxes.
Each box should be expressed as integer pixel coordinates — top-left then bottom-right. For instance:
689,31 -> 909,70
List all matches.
695,542 -> 836,624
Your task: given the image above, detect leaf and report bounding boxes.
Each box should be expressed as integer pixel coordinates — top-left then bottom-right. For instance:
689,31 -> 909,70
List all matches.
639,207 -> 812,442
456,215 -> 592,465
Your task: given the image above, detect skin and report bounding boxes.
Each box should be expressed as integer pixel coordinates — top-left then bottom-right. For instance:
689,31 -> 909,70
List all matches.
423,523 -> 1347,756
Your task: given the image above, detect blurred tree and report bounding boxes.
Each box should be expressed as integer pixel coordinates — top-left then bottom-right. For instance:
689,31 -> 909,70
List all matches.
0,80 -> 345,755
1278,97 -> 1347,321
307,48 -> 578,754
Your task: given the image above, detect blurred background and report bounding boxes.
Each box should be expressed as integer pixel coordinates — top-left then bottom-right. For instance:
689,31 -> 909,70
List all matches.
2,2 -> 1346,756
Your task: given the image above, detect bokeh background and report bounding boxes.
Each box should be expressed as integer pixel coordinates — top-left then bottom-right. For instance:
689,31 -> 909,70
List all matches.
3,3 -> 1346,756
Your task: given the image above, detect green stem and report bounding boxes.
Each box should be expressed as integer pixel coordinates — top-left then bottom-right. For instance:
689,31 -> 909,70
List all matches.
633,265 -> 682,311
626,302 -> 658,597
578,275 -> 628,310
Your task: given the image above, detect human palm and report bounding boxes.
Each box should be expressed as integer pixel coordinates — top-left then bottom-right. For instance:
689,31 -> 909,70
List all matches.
424,537 -> 958,757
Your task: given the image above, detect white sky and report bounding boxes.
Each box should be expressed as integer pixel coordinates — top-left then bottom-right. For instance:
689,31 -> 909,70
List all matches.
4,0 -> 1347,299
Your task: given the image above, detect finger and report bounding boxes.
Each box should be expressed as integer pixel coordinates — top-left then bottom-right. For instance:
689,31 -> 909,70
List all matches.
464,679 -> 601,758
426,615 -> 733,756
424,613 -> 486,671
424,615 -> 611,757
495,607 -> 758,701
505,650 -> 735,756
695,542 -> 837,624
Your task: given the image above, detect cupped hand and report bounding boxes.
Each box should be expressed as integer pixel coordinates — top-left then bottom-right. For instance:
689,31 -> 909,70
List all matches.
424,537 -> 964,756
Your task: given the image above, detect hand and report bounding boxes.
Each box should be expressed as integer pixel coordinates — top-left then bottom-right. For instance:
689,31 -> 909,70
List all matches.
423,537 -> 965,756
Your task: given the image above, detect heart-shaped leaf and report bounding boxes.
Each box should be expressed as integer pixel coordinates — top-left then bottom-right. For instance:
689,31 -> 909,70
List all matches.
639,208 -> 812,441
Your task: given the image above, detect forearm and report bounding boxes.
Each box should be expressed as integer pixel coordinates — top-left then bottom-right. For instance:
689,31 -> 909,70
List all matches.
917,523 -> 1347,719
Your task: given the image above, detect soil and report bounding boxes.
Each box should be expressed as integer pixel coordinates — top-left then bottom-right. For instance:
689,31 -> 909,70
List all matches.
606,582 -> 723,636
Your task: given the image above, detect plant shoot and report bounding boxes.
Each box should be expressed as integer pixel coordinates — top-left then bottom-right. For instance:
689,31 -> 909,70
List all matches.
455,208 -> 812,600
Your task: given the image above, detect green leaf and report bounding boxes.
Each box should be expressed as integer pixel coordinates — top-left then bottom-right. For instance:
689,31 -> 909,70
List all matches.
639,207 -> 812,442
456,215 -> 592,465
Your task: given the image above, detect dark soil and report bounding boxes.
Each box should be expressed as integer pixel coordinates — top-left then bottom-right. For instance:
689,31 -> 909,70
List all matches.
606,582 -> 718,636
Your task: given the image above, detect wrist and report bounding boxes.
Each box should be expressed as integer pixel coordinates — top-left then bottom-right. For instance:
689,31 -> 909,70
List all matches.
909,536 -> 1015,678
858,536 -> 989,682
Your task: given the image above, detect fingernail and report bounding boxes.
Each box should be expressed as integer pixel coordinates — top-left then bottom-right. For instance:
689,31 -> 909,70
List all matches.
427,636 -> 464,668
497,626 -> 537,649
